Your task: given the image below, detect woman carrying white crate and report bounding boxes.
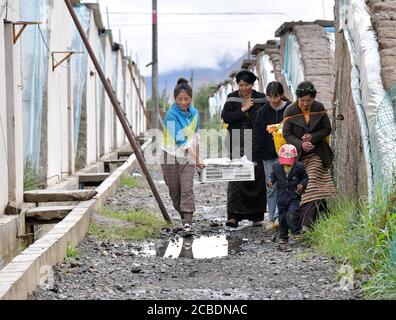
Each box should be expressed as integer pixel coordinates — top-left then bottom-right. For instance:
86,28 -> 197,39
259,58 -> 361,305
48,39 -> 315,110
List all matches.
221,70 -> 267,228
161,78 -> 204,234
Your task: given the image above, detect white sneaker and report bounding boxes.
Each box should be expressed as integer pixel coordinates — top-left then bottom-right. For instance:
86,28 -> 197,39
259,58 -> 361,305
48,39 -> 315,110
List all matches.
182,223 -> 193,236
183,223 -> 192,232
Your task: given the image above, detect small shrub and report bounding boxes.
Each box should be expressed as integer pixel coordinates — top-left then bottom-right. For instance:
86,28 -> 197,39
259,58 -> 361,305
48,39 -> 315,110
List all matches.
120,176 -> 143,189
306,189 -> 396,299
89,207 -> 168,241
65,241 -> 80,263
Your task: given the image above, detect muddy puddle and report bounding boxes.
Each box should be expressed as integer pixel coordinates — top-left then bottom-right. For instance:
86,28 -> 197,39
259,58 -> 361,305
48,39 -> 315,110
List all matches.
131,234 -> 245,259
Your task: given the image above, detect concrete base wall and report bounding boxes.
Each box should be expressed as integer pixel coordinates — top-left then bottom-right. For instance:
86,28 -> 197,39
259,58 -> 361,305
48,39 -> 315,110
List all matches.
0,141 -> 150,300
0,150 -> 105,272
0,15 -> 9,216
0,216 -> 22,270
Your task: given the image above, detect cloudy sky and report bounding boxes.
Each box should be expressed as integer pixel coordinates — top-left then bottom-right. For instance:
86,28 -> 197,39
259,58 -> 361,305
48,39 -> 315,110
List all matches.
91,0 -> 335,76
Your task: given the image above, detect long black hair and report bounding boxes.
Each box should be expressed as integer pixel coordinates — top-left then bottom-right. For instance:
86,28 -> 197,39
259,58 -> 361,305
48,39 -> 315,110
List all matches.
266,81 -> 284,97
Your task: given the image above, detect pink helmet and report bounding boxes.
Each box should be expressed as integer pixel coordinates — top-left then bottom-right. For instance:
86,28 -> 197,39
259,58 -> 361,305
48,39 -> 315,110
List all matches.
279,144 -> 298,166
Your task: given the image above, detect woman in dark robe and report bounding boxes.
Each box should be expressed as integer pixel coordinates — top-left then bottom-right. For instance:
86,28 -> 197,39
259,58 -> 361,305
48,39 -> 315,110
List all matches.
221,70 -> 267,228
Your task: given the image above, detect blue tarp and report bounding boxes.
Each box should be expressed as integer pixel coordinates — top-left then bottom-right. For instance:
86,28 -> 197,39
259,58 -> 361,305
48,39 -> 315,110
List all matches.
71,4 -> 90,157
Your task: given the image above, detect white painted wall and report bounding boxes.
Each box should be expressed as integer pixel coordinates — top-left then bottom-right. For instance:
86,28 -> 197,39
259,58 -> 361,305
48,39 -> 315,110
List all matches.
129,63 -> 137,135
101,33 -> 113,154
132,64 -> 142,135
0,1 -> 149,217
6,0 -> 23,203
46,1 -> 74,185
135,66 -> 142,135
141,77 -> 147,133
0,15 -> 9,215
124,59 -> 133,138
121,57 -> 128,145
139,74 -> 146,134
114,49 -> 125,148
257,53 -> 276,92
86,11 -> 100,164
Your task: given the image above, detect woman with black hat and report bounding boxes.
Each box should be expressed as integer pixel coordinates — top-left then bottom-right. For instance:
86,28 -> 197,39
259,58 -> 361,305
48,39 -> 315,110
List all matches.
221,70 -> 267,228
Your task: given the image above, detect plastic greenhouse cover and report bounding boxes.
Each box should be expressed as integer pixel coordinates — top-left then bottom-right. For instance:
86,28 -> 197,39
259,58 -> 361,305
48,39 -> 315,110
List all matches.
344,0 -> 396,182
282,33 -> 304,100
71,4 -> 90,156
258,54 -> 276,91
20,0 -> 48,173
208,96 -> 217,119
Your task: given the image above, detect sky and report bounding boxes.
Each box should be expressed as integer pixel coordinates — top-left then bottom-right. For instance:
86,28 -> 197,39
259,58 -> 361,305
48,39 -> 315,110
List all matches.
90,0 -> 335,77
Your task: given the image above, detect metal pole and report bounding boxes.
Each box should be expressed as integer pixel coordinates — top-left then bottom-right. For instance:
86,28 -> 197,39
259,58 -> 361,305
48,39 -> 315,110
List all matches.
152,0 -> 159,129
64,0 -> 171,223
190,69 -> 194,106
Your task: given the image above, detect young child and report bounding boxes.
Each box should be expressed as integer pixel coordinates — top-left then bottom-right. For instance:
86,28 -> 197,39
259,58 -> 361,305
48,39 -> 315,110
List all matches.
267,144 -> 308,247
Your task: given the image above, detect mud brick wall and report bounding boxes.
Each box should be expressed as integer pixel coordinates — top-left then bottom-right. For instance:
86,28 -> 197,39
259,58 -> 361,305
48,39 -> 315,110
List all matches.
293,24 -> 335,109
367,0 -> 396,91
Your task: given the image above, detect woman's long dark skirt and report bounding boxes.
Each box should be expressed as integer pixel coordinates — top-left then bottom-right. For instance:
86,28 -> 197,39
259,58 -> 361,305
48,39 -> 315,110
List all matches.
227,162 -> 267,222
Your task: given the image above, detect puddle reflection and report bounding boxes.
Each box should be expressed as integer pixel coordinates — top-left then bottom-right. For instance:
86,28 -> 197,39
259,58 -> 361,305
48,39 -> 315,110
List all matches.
155,235 -> 243,259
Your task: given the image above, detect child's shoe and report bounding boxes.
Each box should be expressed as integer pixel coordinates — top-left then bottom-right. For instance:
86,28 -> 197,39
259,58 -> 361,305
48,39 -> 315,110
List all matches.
265,220 -> 279,231
291,234 -> 303,241
277,238 -> 288,250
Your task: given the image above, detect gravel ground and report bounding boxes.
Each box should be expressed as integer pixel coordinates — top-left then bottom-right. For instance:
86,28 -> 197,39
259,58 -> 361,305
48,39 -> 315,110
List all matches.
29,163 -> 363,300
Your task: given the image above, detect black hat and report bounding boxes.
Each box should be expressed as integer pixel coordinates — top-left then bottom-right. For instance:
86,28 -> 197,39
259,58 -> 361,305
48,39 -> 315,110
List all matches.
236,70 -> 258,85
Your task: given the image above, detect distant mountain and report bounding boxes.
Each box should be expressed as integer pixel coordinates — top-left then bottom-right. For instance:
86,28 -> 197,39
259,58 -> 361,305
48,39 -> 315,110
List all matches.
146,53 -> 247,98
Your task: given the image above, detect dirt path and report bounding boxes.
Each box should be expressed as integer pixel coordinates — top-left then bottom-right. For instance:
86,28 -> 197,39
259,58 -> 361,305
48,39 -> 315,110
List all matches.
29,163 -> 362,300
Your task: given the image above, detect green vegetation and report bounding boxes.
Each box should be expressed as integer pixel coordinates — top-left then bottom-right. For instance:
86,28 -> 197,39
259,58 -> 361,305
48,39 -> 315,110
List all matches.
23,156 -> 40,191
306,190 -> 396,299
146,97 -> 171,112
89,207 -> 169,241
64,241 -> 80,263
205,112 -> 223,131
194,84 -> 214,112
120,175 -> 143,189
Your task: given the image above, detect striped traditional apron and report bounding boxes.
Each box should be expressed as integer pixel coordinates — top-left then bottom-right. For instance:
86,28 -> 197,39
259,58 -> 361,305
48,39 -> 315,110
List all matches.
300,153 -> 336,206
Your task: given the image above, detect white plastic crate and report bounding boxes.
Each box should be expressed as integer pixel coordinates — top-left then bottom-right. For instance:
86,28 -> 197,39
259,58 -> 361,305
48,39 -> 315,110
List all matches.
200,158 -> 255,183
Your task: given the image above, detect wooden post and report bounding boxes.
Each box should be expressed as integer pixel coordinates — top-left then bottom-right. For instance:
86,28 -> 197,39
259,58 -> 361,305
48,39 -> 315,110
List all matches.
64,0 -> 171,223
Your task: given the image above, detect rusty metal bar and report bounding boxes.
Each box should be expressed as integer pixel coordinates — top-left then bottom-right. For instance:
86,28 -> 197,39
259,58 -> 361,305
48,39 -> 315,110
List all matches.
52,51 -> 83,71
12,22 -> 43,44
64,0 -> 171,223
